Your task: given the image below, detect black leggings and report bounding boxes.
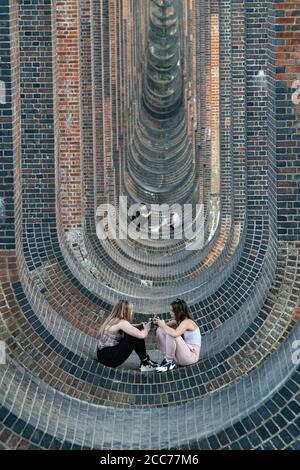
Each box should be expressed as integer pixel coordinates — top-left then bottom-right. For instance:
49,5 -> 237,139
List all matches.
97,333 -> 147,368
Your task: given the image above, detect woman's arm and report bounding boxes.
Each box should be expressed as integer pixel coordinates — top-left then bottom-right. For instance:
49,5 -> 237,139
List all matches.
160,319 -> 190,338
166,320 -> 177,328
119,320 -> 150,339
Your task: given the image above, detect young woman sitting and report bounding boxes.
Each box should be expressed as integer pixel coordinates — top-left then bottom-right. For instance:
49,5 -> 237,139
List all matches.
97,300 -> 158,371
154,299 -> 201,372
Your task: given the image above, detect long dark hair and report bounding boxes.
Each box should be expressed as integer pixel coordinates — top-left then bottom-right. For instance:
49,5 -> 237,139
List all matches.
170,299 -> 193,325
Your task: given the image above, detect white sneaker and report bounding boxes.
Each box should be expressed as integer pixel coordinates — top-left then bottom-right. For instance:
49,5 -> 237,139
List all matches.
139,357 -> 157,372
156,359 -> 176,372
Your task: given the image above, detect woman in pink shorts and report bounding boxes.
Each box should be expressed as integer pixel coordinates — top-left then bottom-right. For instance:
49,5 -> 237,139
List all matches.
154,299 -> 201,372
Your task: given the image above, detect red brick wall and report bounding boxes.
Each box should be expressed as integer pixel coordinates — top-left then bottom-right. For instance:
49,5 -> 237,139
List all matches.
210,9 -> 220,196
54,0 -> 82,230
275,1 -> 300,240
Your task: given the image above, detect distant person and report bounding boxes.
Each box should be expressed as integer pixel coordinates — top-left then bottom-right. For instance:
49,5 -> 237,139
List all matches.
154,299 -> 201,372
139,203 -> 152,229
132,203 -> 152,230
160,210 -> 182,238
97,300 -> 158,371
170,210 -> 181,232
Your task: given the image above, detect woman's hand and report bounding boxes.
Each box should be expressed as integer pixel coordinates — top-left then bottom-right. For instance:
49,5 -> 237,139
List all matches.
153,316 -> 165,328
143,322 -> 151,337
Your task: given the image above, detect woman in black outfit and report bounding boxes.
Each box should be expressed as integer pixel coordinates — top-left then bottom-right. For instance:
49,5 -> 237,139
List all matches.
97,300 -> 158,371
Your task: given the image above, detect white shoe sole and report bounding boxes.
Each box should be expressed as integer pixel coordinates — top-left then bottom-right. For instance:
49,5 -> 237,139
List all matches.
140,365 -> 156,372
156,364 -> 176,372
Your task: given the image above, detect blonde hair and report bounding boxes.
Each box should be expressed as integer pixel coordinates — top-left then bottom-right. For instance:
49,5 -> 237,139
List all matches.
98,300 -> 133,337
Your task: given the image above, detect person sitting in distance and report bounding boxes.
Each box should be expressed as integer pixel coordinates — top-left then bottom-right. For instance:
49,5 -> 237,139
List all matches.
132,202 -> 152,230
97,300 -> 158,371
154,299 -> 201,372
160,209 -> 182,237
169,210 -> 181,231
